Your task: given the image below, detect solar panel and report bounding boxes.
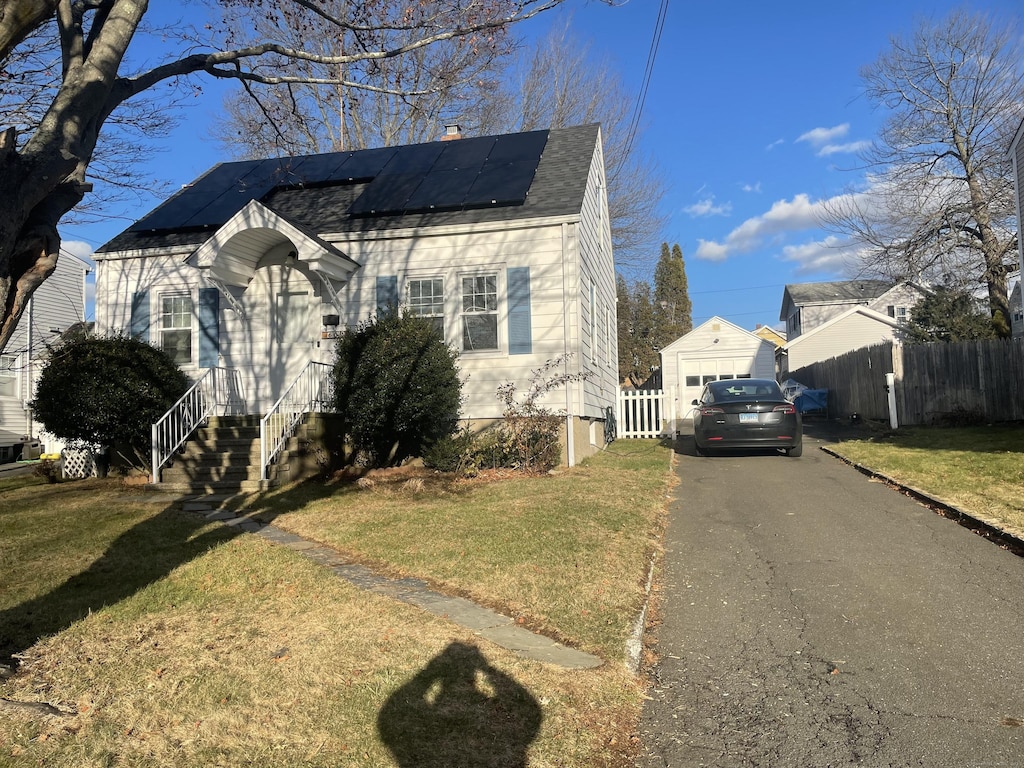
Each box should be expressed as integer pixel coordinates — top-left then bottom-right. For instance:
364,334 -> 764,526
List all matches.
485,130 -> 548,164
382,143 -> 445,174
433,137 -> 495,170
129,161 -> 265,231
182,158 -> 298,227
348,172 -> 425,215
403,167 -> 480,211
279,153 -> 349,185
464,159 -> 539,206
331,147 -> 398,181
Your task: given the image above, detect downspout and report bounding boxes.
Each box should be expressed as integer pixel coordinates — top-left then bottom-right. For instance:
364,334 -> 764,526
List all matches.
562,222 -> 575,467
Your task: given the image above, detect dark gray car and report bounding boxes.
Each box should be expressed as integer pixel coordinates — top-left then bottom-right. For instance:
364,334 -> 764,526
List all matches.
692,378 -> 802,457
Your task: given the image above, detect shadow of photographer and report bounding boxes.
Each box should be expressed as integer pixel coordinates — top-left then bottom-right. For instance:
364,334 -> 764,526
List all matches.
378,641 -> 542,768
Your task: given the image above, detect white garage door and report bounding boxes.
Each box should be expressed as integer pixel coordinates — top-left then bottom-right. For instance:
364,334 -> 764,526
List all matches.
678,358 -> 753,414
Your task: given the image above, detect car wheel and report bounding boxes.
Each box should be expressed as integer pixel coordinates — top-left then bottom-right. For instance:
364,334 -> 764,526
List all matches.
787,442 -> 803,458
693,437 -> 706,456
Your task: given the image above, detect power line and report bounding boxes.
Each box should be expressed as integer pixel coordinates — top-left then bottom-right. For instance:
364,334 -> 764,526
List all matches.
622,0 -> 668,159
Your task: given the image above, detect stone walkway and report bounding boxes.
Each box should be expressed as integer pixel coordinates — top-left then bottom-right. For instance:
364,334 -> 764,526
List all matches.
174,495 -> 603,670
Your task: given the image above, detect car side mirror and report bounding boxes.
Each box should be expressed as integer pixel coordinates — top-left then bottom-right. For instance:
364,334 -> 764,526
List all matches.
691,399 -> 699,406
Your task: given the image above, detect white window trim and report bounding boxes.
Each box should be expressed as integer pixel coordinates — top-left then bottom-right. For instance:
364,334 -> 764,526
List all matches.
405,275 -> 446,338
0,354 -> 18,398
458,269 -> 504,355
158,291 -> 195,367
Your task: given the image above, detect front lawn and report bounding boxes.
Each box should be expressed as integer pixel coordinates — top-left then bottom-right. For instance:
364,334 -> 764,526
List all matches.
829,425 -> 1024,535
0,439 -> 669,767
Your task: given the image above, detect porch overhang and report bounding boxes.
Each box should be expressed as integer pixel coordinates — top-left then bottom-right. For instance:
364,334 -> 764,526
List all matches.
188,199 -> 360,287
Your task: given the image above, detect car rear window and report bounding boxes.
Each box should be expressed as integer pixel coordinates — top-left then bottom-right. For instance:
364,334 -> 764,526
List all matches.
708,380 -> 782,400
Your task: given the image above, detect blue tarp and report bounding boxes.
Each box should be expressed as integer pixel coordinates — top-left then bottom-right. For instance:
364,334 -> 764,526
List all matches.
795,389 -> 828,414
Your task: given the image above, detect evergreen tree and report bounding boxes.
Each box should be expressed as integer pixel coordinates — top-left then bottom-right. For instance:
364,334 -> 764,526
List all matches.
653,242 -> 693,347
616,277 -> 661,387
903,286 -> 998,343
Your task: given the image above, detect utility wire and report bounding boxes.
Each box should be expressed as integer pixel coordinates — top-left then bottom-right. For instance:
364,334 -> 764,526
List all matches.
623,0 -> 669,159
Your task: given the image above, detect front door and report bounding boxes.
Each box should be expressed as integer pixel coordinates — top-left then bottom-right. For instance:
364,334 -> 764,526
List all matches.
268,285 -> 314,408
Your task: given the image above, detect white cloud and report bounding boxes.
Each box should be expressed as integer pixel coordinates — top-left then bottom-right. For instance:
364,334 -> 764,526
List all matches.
741,182 -> 762,193
780,236 -> 859,275
685,198 -> 732,217
797,123 -> 850,146
60,239 -> 96,267
766,138 -> 784,151
817,140 -> 871,157
694,193 -> 842,262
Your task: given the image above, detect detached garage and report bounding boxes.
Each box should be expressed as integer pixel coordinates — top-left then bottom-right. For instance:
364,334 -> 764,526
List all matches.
660,316 -> 777,428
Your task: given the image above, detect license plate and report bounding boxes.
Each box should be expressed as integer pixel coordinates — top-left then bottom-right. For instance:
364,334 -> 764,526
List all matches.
739,413 -> 759,423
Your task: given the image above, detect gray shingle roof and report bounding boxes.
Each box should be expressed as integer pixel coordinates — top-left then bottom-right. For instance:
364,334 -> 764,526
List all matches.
785,280 -> 893,305
97,124 -> 600,253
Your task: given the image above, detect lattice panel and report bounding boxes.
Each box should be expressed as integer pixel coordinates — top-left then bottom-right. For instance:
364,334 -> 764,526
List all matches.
61,449 -> 97,479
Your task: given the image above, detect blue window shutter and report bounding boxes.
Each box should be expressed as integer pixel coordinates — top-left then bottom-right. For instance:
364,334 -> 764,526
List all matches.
130,290 -> 150,341
198,287 -> 219,368
507,267 -> 532,355
376,275 -> 398,316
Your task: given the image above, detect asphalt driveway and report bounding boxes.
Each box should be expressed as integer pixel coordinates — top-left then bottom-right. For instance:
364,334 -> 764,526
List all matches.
638,420 -> 1024,766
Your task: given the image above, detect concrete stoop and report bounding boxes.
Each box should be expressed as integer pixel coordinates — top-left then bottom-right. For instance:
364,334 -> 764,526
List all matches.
157,415 -> 330,495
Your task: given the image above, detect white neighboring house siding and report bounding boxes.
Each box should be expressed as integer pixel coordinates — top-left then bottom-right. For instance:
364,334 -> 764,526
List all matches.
0,252 -> 89,450
784,308 -> 899,372
1012,119 -> 1024,312
868,283 -> 924,325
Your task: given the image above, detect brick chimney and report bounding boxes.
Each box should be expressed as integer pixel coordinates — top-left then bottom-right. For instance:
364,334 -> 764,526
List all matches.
442,123 -> 462,141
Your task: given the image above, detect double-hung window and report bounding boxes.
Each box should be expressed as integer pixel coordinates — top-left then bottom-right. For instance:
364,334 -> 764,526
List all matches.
461,274 -> 498,351
408,278 -> 445,336
0,355 -> 16,397
160,294 -> 193,365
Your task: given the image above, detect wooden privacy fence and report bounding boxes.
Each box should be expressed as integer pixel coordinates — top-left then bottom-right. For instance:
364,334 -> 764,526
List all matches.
617,387 -> 676,438
788,338 -> 1024,425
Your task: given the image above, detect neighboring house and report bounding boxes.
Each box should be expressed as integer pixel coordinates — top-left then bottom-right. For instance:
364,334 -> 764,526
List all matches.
0,252 -> 91,461
1009,272 -> 1022,338
753,324 -> 786,349
780,279 -> 926,340
1011,117 -> 1024,284
778,305 -> 902,375
93,124 -> 617,466
660,316 -> 776,426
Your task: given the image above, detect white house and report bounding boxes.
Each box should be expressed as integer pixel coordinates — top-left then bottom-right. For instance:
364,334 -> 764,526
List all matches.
1011,117 -> 1024,282
778,305 -> 902,375
779,279 -> 928,340
93,124 -> 618,466
0,251 -> 91,461
659,316 -> 776,426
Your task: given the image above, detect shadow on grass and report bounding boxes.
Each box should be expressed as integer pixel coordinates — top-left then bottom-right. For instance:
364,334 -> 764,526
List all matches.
378,641 -> 542,768
0,497 -> 249,668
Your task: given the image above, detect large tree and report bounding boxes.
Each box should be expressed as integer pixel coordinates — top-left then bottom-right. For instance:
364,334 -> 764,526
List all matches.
616,275 -> 660,387
218,18 -> 665,269
902,285 -> 997,344
0,0 -> 575,353
652,242 -> 692,347
825,10 -> 1022,337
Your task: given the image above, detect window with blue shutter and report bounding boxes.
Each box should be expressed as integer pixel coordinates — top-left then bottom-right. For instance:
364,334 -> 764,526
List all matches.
507,267 -> 532,355
130,290 -> 150,341
376,275 -> 398,316
198,287 -> 219,368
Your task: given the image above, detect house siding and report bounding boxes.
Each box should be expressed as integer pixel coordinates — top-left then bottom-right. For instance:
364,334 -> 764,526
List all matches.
575,134 -> 618,424
1014,125 -> 1024,275
785,311 -> 898,371
1,253 -> 89,446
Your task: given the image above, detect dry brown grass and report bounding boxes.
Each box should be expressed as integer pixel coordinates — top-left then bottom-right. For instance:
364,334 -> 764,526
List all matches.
1,439 -> 670,767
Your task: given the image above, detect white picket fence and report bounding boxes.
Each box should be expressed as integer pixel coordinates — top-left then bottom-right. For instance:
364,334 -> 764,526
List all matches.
616,387 -> 678,439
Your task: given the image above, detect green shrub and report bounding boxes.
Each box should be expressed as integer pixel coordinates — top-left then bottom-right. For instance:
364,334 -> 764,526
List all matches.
422,427 -> 475,473
31,333 -> 190,465
332,312 -> 462,467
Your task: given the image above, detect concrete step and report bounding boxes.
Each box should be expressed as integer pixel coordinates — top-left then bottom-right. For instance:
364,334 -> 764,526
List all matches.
159,478 -> 276,494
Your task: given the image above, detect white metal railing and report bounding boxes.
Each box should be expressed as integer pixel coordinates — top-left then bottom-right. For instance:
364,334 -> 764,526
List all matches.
260,361 -> 335,482
151,366 -> 245,483
616,387 -> 676,439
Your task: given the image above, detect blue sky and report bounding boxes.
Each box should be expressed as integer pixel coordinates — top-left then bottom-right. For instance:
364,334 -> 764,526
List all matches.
59,0 -> 1023,330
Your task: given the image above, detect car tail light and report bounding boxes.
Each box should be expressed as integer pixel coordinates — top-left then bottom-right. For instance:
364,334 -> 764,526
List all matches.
773,404 -> 796,414
699,406 -> 724,416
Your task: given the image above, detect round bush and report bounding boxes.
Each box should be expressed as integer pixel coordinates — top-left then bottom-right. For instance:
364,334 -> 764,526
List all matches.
32,334 -> 190,460
332,312 -> 462,467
